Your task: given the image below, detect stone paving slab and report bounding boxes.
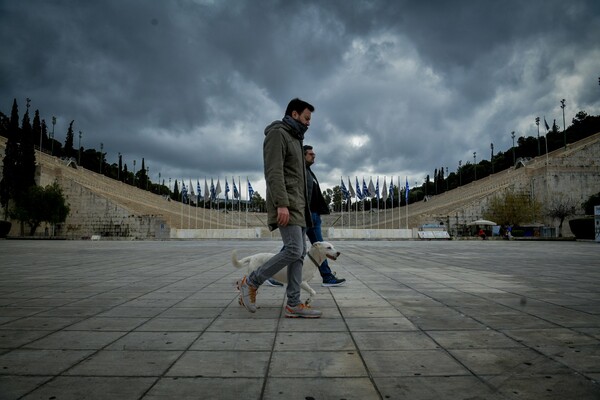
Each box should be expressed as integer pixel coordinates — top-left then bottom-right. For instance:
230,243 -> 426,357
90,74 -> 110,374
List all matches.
0,239 -> 599,399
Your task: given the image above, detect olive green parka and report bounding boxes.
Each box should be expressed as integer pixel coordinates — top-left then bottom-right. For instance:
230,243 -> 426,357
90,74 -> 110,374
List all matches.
263,120 -> 312,231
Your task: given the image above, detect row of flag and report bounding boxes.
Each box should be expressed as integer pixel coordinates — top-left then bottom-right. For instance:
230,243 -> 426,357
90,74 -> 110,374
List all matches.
177,176 -> 410,204
179,178 -> 254,203
340,177 -> 410,203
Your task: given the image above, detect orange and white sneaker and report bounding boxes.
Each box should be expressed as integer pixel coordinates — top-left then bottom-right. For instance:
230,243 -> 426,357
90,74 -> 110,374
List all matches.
237,276 -> 258,313
285,303 -> 322,318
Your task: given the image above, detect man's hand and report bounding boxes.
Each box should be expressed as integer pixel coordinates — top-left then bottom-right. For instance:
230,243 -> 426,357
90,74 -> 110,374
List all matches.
277,206 -> 290,226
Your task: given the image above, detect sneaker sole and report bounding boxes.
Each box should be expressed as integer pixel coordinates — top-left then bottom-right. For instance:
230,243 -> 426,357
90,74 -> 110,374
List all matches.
322,282 -> 346,287
285,313 -> 322,318
265,281 -> 283,287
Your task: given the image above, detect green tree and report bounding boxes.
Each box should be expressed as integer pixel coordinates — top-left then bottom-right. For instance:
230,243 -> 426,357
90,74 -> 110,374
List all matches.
326,187 -> 336,211
18,102 -> 36,197
172,180 -> 179,201
0,100 -> 20,218
11,182 -> 70,236
582,192 -> 600,215
484,191 -> 542,226
250,191 -> 266,212
64,120 -> 75,158
32,110 -> 40,147
546,195 -> 578,237
41,119 -> 48,151
138,158 -> 147,189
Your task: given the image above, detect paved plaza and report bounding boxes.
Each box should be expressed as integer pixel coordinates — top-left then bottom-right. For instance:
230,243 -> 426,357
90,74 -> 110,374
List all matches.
0,239 -> 599,399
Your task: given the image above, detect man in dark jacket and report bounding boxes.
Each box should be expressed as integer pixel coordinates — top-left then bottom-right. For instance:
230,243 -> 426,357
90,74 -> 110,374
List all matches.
304,145 -> 346,286
237,98 -> 321,318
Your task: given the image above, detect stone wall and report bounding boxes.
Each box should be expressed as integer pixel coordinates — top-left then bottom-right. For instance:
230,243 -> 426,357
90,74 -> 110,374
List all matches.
1,133 -> 599,239
55,176 -> 169,239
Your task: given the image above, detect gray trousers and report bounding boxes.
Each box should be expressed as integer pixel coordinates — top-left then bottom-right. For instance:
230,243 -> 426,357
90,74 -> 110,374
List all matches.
248,225 -> 306,307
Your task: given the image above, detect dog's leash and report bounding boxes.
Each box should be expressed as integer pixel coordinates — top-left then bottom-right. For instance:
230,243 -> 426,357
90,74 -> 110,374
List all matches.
307,253 -> 321,269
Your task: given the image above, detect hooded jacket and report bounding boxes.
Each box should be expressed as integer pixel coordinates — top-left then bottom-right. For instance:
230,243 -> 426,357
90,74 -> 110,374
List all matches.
263,120 -> 312,230
306,165 -> 330,215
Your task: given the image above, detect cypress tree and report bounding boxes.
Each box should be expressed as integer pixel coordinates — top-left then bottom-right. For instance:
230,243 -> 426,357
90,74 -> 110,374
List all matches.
41,119 -> 48,151
64,120 -> 75,158
18,103 -> 37,195
173,180 -> 179,201
0,99 -> 20,218
32,109 -> 41,150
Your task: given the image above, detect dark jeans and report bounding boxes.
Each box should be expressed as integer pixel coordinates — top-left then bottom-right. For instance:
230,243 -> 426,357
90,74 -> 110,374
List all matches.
306,212 -> 334,279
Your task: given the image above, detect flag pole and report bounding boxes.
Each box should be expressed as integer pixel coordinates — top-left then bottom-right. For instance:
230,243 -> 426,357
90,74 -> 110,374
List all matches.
353,177 -> 357,227
349,177 -> 354,228
375,176 -> 381,229
390,176 -> 393,230
405,176 -> 409,230
179,180 -> 183,229
398,176 -> 401,230
340,177 -> 344,230
383,177 -> 386,229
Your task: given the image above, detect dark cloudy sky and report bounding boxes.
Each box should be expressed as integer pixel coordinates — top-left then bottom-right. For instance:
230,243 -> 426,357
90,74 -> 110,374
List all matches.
2,0 -> 599,195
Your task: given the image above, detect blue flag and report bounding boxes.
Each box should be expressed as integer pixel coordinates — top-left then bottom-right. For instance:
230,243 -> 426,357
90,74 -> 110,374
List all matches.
362,179 -> 370,197
247,179 -> 254,198
356,177 -> 364,200
340,178 -> 350,200
375,177 -> 380,200
225,179 -> 230,201
181,181 -> 188,203
233,178 -> 239,199
210,178 -> 216,201
389,177 -> 394,200
197,180 -> 201,199
405,178 -> 410,203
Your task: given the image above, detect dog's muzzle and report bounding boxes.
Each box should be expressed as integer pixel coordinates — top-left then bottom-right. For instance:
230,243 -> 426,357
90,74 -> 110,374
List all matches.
326,252 -> 340,261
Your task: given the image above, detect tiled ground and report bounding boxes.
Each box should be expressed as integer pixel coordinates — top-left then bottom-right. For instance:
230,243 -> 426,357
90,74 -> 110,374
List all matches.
0,239 -> 599,399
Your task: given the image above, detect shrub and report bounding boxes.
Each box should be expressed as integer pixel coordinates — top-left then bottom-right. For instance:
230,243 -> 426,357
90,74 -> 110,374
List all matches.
568,217 -> 594,240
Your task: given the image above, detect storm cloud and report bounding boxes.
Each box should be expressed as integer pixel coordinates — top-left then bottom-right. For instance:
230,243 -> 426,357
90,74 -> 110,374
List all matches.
2,0 -> 599,194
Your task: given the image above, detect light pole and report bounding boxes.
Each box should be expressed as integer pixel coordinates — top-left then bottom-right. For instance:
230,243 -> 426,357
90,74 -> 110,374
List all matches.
458,160 -> 462,186
78,131 -> 82,165
511,131 -> 515,166
473,152 -> 477,180
490,143 -> 494,174
50,116 -> 56,156
535,117 -> 540,156
560,99 -> 566,149
99,143 -> 103,173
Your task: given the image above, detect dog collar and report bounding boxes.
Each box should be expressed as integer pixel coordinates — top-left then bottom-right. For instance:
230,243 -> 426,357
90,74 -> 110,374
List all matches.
307,253 -> 320,268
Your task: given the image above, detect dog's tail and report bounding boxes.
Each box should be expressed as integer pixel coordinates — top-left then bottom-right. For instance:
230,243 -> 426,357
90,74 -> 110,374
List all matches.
231,250 -> 246,270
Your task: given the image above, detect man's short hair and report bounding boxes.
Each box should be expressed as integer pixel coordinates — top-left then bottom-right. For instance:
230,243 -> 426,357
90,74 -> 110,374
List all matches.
285,98 -> 315,117
303,145 -> 313,154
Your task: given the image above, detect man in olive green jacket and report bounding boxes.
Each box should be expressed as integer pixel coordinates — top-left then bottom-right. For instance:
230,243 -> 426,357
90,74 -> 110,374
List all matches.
238,98 -> 322,318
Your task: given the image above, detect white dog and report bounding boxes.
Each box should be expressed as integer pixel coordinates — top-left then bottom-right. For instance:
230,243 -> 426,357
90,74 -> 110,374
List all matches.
232,241 -> 341,305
